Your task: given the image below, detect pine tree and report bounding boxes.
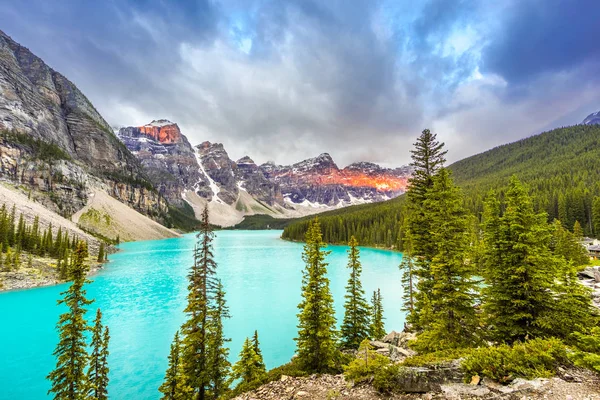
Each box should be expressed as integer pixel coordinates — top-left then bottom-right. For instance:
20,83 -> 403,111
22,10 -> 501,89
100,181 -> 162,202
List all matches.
5,246 -> 12,272
550,220 -> 589,267
340,236 -> 371,349
47,241 -> 93,399
87,309 -> 110,400
295,218 -> 338,373
251,330 -> 266,373
231,337 -> 266,386
405,129 -> 447,330
481,177 -> 556,344
97,242 -> 105,263
207,281 -> 231,399
407,129 -> 448,203
573,220 -> 584,239
412,168 -> 479,352
179,206 -> 219,400
159,331 -> 190,400
399,237 -> 417,326
8,204 -> 15,246
369,289 -> 386,339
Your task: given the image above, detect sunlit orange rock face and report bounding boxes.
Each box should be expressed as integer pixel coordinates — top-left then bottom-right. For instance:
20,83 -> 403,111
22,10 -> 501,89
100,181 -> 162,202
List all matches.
272,169 -> 409,192
138,121 -> 182,144
263,155 -> 411,195
337,171 -> 409,191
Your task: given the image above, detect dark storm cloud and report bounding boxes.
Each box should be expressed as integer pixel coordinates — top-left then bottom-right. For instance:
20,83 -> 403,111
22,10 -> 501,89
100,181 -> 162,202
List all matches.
1,0 -> 600,166
482,0 -> 600,86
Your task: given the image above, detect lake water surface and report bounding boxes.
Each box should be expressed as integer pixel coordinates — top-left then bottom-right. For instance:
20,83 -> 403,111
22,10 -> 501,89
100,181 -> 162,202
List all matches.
0,230 -> 405,399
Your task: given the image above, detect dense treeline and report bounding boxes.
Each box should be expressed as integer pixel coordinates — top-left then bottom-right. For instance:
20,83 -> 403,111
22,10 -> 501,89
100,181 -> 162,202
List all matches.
281,197 -> 406,248
283,124 -> 600,245
0,203 -> 89,274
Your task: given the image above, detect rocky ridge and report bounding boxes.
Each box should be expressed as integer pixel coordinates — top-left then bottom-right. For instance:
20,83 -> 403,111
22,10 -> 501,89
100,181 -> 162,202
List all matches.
0,29 -> 170,233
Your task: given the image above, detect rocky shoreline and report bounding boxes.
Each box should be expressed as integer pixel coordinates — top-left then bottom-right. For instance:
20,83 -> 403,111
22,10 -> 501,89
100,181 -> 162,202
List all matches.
0,257 -> 107,292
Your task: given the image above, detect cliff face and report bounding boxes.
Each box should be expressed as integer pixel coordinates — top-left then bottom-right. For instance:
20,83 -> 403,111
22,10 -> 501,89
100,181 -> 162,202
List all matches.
118,120 -> 205,207
0,29 -> 139,171
0,29 -> 168,225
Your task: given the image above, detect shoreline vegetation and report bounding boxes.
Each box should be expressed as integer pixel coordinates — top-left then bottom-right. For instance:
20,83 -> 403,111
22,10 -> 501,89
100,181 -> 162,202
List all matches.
0,186 -> 111,292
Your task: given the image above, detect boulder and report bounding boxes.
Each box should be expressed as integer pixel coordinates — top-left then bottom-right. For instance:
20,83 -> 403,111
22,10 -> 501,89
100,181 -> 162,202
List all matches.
382,330 -> 416,347
384,365 -> 464,393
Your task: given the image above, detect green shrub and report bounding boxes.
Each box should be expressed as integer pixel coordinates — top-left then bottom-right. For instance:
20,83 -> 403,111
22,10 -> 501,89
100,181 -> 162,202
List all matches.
569,327 -> 600,373
461,338 -> 568,384
343,340 -> 390,384
372,364 -> 403,393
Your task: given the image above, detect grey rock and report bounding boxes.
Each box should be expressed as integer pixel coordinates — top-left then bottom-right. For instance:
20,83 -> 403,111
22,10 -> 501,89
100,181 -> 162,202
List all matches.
382,365 -> 464,393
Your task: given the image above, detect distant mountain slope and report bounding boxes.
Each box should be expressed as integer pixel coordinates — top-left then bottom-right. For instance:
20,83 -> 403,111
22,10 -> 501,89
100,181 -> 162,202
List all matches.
0,29 -> 180,238
583,110 -> 600,125
283,123 -> 600,245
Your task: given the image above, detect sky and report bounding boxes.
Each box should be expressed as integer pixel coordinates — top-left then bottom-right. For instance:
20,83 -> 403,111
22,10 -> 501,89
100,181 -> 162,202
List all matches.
1,0 -> 599,167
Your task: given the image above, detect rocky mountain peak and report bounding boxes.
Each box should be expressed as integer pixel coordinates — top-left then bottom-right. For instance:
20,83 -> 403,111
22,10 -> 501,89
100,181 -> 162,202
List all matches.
138,120 -> 182,144
344,162 -> 383,174
583,111 -> 600,125
292,152 -> 338,174
236,156 -> 256,166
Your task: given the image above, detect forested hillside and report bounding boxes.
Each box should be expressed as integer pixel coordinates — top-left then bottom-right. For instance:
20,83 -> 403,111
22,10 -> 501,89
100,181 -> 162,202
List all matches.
281,196 -> 406,248
282,124 -> 600,245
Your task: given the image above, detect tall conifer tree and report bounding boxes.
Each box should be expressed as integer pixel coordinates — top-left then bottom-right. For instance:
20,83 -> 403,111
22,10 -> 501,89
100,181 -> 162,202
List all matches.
208,281 -> 231,399
405,129 -> 447,330
369,289 -> 386,339
86,309 -> 110,400
482,177 -> 556,343
252,330 -> 266,373
47,241 -> 92,399
412,169 -> 479,352
295,218 -> 338,373
340,236 -> 370,349
159,331 -> 189,400
181,206 -> 216,400
399,238 -> 417,326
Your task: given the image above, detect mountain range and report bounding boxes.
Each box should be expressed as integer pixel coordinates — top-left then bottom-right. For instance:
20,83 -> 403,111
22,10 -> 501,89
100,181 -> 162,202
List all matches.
117,120 -> 411,226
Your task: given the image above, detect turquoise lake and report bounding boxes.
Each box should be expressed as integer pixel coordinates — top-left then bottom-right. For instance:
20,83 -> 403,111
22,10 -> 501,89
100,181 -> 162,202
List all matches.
0,230 -> 405,399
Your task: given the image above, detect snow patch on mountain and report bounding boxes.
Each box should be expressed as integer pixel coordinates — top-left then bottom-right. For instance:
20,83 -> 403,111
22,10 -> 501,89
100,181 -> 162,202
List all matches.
193,148 -> 223,204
